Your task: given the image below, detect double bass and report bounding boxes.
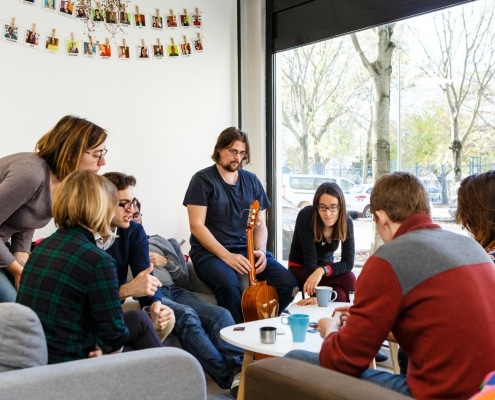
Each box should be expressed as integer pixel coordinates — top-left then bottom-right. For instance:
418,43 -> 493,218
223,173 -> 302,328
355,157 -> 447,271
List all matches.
241,200 -> 279,322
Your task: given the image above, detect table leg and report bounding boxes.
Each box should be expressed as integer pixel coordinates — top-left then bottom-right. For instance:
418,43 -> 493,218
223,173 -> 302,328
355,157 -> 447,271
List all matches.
237,350 -> 254,400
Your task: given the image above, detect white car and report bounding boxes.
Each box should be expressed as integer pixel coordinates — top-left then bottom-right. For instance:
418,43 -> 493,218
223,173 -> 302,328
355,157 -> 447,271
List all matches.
345,184 -> 373,219
282,174 -> 356,208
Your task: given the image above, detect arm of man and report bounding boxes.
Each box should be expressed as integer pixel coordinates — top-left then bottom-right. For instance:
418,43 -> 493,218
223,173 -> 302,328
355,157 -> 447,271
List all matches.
187,204 -> 252,274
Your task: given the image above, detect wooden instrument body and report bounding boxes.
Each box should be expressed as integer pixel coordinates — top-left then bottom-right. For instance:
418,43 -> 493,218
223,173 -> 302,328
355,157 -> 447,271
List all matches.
241,200 -> 279,322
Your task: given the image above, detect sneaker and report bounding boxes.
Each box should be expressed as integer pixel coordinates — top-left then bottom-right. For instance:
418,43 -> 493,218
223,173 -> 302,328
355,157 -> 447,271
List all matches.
230,371 -> 241,398
375,350 -> 388,363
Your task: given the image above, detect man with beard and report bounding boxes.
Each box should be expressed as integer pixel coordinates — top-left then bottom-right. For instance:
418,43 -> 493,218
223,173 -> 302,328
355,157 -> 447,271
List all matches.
103,172 -> 243,397
183,127 -> 299,324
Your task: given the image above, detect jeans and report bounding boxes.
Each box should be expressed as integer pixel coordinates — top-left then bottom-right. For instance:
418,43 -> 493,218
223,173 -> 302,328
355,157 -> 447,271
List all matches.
285,350 -> 412,397
122,309 -> 163,352
0,269 -> 17,302
193,250 -> 299,323
160,286 -> 243,389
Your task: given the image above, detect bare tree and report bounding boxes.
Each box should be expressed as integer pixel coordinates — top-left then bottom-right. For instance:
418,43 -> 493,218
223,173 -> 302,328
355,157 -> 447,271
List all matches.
351,25 -> 396,252
280,39 -> 361,174
413,2 -> 495,184
351,25 -> 396,182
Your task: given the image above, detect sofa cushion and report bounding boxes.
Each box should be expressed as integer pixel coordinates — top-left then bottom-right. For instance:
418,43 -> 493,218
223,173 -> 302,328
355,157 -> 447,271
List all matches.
0,303 -> 48,372
245,357 -> 411,400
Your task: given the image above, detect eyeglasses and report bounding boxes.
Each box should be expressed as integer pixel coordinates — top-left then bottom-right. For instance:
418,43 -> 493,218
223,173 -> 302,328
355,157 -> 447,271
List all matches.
226,148 -> 247,158
132,212 -> 142,222
118,198 -> 138,211
85,148 -> 108,162
318,204 -> 340,213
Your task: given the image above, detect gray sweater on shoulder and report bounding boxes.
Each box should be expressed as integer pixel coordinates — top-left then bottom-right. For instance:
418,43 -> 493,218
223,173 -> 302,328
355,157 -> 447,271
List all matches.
0,153 -> 52,267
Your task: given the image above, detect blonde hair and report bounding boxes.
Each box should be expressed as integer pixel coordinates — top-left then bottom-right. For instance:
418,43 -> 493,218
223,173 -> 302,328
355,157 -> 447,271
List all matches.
52,170 -> 117,237
35,115 -> 107,181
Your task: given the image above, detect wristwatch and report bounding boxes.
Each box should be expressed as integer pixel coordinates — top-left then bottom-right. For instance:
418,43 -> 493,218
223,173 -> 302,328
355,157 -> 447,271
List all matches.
322,265 -> 330,276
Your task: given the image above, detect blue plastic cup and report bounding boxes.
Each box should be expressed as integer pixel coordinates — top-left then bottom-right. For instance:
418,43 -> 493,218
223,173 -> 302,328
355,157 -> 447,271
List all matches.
281,313 -> 310,342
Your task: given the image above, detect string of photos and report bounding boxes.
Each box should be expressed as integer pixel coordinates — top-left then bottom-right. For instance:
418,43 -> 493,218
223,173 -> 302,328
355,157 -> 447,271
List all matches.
3,0 -> 205,60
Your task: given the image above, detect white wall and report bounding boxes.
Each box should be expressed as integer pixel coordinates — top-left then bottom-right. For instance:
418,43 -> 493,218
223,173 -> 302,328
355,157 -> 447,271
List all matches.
0,0 -> 245,248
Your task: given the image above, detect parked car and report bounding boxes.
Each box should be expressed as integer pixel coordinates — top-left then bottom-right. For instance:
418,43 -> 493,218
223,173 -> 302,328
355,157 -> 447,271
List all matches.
282,174 -> 355,208
448,182 -> 461,218
345,184 -> 373,219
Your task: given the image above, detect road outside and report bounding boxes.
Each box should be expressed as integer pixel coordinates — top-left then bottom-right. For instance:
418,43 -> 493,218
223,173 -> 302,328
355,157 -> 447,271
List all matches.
281,205 -> 467,266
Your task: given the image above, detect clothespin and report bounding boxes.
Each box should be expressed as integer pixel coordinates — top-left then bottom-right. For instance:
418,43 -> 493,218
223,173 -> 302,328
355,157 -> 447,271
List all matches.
96,2 -> 100,9
32,23 -> 37,33
11,17 -> 15,29
106,37 -> 110,45
135,5 -> 140,14
171,37 -> 175,46
123,38 -> 126,47
183,35 -> 188,44
71,32 -> 75,42
197,32 -> 202,40
195,8 -> 200,16
52,28 -> 56,38
156,9 -> 160,18
184,8 -> 188,16
89,35 -> 94,47
141,38 -> 146,48
157,38 -> 161,46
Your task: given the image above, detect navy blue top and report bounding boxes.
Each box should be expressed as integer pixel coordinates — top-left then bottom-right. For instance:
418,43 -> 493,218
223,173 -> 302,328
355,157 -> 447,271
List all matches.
183,164 -> 270,258
105,221 -> 161,307
288,205 -> 355,276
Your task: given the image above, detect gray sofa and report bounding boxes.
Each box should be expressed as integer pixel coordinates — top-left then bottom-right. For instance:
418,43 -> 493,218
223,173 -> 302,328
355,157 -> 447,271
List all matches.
0,303 -> 206,400
244,357 -> 410,400
0,348 -> 206,400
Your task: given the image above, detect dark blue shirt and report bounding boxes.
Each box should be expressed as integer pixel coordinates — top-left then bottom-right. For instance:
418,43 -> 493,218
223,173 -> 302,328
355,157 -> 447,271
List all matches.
183,164 -> 270,259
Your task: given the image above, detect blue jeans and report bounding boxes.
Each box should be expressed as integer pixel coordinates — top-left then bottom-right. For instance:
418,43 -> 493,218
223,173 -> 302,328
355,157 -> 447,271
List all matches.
160,286 -> 243,389
193,250 -> 299,323
285,350 -> 412,397
0,269 -> 17,302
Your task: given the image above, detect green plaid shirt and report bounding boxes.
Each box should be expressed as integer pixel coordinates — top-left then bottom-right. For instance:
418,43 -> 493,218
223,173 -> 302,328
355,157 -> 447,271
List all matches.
17,226 -> 129,363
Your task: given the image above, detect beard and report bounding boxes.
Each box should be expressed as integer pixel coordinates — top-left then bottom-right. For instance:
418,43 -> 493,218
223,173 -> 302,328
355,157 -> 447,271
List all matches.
220,160 -> 240,172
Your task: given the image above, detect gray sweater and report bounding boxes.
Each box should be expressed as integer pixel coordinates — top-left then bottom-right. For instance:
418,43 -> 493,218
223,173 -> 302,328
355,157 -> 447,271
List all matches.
0,153 -> 52,267
148,235 -> 189,288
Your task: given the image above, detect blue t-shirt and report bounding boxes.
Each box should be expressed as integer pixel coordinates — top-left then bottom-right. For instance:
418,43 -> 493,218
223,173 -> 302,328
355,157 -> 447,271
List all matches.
183,164 -> 270,258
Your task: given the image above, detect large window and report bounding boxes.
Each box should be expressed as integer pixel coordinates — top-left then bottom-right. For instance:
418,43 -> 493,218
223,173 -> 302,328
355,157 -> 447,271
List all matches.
273,0 -> 495,261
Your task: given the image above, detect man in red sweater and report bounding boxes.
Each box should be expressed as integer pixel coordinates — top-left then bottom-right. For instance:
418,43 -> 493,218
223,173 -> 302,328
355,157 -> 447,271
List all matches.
286,172 -> 495,399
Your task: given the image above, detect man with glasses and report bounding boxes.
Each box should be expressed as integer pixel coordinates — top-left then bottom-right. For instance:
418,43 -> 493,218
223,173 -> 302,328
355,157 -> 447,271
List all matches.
97,172 -> 174,342
183,127 -> 299,324
102,172 -> 243,397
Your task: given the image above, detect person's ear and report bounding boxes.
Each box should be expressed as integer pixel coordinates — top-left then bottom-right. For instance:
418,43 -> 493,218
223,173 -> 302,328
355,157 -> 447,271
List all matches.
374,210 -> 389,226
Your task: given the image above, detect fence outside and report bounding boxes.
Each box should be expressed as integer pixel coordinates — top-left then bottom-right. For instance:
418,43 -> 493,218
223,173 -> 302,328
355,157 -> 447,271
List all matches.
289,161 -> 495,205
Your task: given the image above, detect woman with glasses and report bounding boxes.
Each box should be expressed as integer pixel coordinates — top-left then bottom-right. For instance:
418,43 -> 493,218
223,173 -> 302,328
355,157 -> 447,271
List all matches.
288,182 -> 356,303
0,115 -> 108,302
17,170 -> 162,363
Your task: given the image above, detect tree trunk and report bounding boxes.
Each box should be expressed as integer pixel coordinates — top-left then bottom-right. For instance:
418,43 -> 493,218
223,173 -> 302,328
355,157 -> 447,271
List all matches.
351,25 -> 395,253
